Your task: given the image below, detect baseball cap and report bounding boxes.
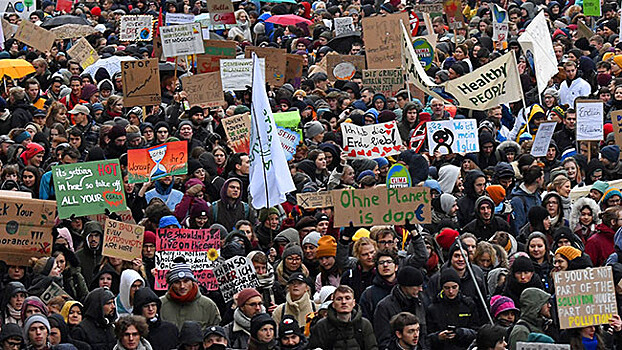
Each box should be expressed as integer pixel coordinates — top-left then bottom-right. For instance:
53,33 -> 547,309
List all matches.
68,104 -> 90,115
287,272 -> 307,285
203,326 -> 226,339
0,135 -> 14,144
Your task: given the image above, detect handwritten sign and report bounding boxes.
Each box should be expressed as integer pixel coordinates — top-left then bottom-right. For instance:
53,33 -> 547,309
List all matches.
120,15 -> 153,41
206,0 -> 233,13
387,164 -> 412,188
582,0 -> 601,17
121,58 -> 161,107
2,18 -> 17,39
102,219 -> 144,261
530,122 -> 557,157
14,19 -> 55,52
362,69 -> 404,97
443,0 -> 464,29
245,46 -> 287,87
342,121 -> 403,158
296,191 -> 334,209
575,100 -> 604,141
197,40 -> 236,73
160,23 -> 204,57
66,37 -> 99,69
127,141 -> 188,183
41,282 -> 71,303
222,113 -> 251,153
277,127 -> 300,161
213,256 -> 260,302
285,54 -> 304,88
517,343 -> 570,350
326,53 -> 366,81
155,228 -> 220,291
332,186 -> 431,226
0,196 -> 56,266
181,72 -> 224,108
426,119 -> 479,154
334,17 -> 355,36
220,58 -> 265,91
165,13 -> 195,24
554,266 -> 617,329
612,111 -> 622,159
414,2 -> 443,13
51,24 -> 97,40
362,12 -> 410,69
53,160 -> 127,219
92,209 -> 135,226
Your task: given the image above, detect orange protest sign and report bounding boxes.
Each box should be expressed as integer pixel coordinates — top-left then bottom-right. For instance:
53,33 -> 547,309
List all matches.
127,141 -> 188,183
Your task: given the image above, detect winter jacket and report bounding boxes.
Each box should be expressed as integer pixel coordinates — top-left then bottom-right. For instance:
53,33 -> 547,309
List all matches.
463,215 -> 511,241
8,100 -> 34,129
559,77 -> 591,107
569,197 -> 600,245
552,125 -> 576,153
132,288 -> 178,350
375,285 -> 427,349
71,288 -> 117,350
585,223 -> 616,266
159,286 -> 221,330
456,170 -> 486,227
425,263 -> 487,320
508,288 -> 552,350
209,178 -> 254,231
359,274 -> 397,320
426,292 -> 479,350
75,221 -> 104,284
308,304 -> 378,350
115,270 -> 145,316
509,184 -> 542,235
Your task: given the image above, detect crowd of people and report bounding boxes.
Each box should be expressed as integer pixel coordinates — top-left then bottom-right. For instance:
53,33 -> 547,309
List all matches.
2,0 -> 622,349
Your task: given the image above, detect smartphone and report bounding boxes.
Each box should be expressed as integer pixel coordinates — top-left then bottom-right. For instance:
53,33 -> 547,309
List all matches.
446,325 -> 456,333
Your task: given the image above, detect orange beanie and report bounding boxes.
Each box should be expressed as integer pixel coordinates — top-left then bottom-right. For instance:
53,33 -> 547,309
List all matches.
316,235 -> 337,258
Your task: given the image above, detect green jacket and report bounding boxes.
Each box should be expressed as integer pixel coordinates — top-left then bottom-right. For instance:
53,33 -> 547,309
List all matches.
160,288 -> 221,330
308,304 -> 378,350
508,287 -> 551,350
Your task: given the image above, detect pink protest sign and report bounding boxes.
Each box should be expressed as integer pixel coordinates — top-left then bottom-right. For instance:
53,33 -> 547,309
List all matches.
154,228 -> 220,290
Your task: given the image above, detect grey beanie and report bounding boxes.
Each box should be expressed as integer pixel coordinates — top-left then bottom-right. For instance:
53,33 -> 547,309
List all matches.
543,87 -> 559,100
304,121 -> 324,139
24,315 -> 50,334
302,231 -> 321,247
282,242 -> 303,260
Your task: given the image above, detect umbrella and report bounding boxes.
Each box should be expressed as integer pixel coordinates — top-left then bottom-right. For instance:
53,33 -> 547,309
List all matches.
41,15 -> 91,29
51,24 -> 99,39
265,14 -> 312,26
0,59 -> 35,79
83,56 -> 136,78
327,31 -> 361,54
159,62 -> 186,75
260,0 -> 297,4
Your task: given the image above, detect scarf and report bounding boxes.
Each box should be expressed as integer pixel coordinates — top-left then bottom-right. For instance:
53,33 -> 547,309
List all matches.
276,260 -> 309,286
168,282 -> 198,303
155,179 -> 174,195
257,270 -> 275,290
233,308 -> 252,333
6,305 -> 21,323
582,336 -> 598,350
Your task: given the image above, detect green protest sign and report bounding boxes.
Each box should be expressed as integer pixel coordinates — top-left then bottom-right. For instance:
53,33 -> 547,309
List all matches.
53,159 -> 127,219
582,0 -> 601,16
274,111 -> 302,138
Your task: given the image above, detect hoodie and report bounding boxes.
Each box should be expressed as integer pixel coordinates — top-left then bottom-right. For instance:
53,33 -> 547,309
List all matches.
75,221 -> 104,284
132,288 -> 179,350
210,177 -> 252,231
438,165 -> 461,194
508,288 -> 551,350
115,270 -> 145,316
457,170 -> 486,226
71,288 -> 117,350
585,223 -> 617,266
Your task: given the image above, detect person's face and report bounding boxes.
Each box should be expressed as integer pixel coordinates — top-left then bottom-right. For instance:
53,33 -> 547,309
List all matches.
514,270 -> 534,283
564,162 -> 577,180
171,278 -> 193,296
581,326 -> 596,339
358,244 -> 376,269
252,262 -> 267,275
406,108 -> 417,124
315,153 -> 326,170
333,291 -> 355,314
141,302 -> 158,319
22,170 -> 36,187
256,324 -> 274,343
376,256 -> 397,277
545,146 -> 556,161
316,220 -> 329,234
29,152 -> 43,167
442,281 -> 459,299
70,80 -> 81,96
529,238 -> 546,260
401,284 -> 423,299
564,113 -> 576,130
608,195 -> 622,208
545,197 -> 559,217
280,334 -> 300,347
27,84 -> 39,99
350,44 -> 361,55
99,272 -> 113,288
285,254 -> 302,271
8,266 -> 24,280
319,256 -> 335,270
28,323 -> 48,347
494,339 -> 507,350
476,252 -> 492,268
473,176 -> 486,195
9,292 -> 26,310
287,280 -> 308,300
432,22 -> 444,34
113,100 -> 124,113
564,65 -> 577,80
578,207 -> 593,226
3,337 -> 22,350
240,296 -> 262,318
553,253 -> 569,272
156,127 -> 169,141
540,301 -> 551,318
374,98 -> 385,111
121,325 -> 140,350
479,203 -> 493,221
264,214 -> 278,230
377,233 -> 397,251
68,305 -> 82,325
302,243 -> 317,260
226,181 -> 241,199
213,150 -> 226,166
451,250 -> 466,271
454,48 -> 465,60
397,323 -> 420,347
204,335 -> 227,348
361,90 -> 373,104
129,280 -> 143,304
55,252 -> 66,271
557,181 -> 571,197
238,155 -> 250,174
49,327 -> 61,345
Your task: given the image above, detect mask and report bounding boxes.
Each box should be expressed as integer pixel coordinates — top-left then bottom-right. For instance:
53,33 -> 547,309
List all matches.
206,344 -> 226,350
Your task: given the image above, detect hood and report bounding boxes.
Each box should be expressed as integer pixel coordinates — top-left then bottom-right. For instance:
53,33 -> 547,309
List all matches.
48,313 -> 70,343
474,196 -> 495,220
463,169 -> 486,199
179,321 -> 203,345
89,264 -> 120,294
438,165 -> 460,193
1,282 -> 27,315
397,150 -> 429,185
83,221 -> 104,251
220,177 -> 243,204
519,287 -> 550,326
486,267 -> 508,296
275,228 -> 301,246
132,287 -> 161,315
615,227 -> 622,255
118,270 -> 145,313
326,303 -> 363,327
569,197 -> 601,230
0,324 -> 22,343
83,287 -> 115,323
224,230 -> 253,254
424,180 -> 442,195
596,223 -> 616,238
60,301 -> 83,323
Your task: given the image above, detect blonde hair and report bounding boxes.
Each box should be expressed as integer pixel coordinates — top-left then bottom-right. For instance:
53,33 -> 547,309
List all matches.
353,237 -> 377,260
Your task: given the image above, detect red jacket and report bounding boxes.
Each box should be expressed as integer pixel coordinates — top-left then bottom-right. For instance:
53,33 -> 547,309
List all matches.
585,223 -> 616,266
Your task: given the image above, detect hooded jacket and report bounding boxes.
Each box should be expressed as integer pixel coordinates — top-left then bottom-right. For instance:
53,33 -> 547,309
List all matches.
569,197 -> 601,243
509,184 -> 542,235
132,288 -> 178,350
426,291 -> 479,350
47,313 -> 91,350
359,274 -> 397,320
463,196 -> 511,241
75,221 -> 104,284
438,165 -> 461,194
585,223 -> 617,267
374,284 -> 427,349
508,288 -> 552,350
115,270 -> 145,316
457,170 -> 486,226
71,288 -> 117,350
308,304 -> 377,350
89,263 -> 120,295
1,281 -> 27,325
210,178 -> 252,231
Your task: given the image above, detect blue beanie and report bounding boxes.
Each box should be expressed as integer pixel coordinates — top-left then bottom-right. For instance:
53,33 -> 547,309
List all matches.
601,145 -> 620,163
357,169 -> 376,182
159,215 -> 181,228
374,157 -> 389,168
14,131 -> 31,144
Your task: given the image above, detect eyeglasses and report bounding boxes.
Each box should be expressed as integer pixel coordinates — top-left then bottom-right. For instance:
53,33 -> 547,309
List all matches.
377,260 -> 395,266
5,341 -> 21,348
286,256 -> 301,262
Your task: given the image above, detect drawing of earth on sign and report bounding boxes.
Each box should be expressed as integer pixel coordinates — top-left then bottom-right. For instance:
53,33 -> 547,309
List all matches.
149,144 -> 168,178
140,27 -> 151,40
333,62 -> 356,80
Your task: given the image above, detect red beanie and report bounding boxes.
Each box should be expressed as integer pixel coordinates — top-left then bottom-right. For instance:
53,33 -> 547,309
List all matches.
604,123 -> 613,138
237,288 -> 261,306
143,231 -> 156,245
20,142 -> 44,164
91,6 -> 101,16
436,228 -> 459,250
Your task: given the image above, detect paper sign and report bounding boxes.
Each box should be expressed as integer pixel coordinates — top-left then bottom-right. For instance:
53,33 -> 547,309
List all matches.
120,15 -> 153,41
155,228 -> 220,291
222,113 -> 251,153
102,218 -> 144,261
41,282 -> 71,304
210,12 -> 237,25
342,121 -> 403,158
386,164 -> 411,188
554,266 -> 617,329
274,111 -> 302,138
517,343 -> 570,350
212,256 -> 260,302
160,23 -> 204,57
207,0 -> 233,13
121,58 -> 161,107
575,100 -> 604,141
181,72 -> 224,108
0,196 -> 56,266
332,186 -> 431,226
334,17 -> 355,36
92,209 -> 136,226
0,0 -> 35,19
412,37 -> 434,69
611,111 -> 622,158
127,141 -> 188,183
443,0 -> 464,29
220,58 -> 265,91
53,160 -> 127,219
578,20 -> 594,39
67,37 -> 99,69
409,121 -> 427,152
285,54 -> 304,88
414,2 -> 443,13
296,191 -> 334,209
426,119 -> 479,154
325,53 -> 366,81
245,46 -> 287,87
278,127 -> 300,161
362,12 -> 410,69
362,69 -> 404,97
165,13 -> 195,24
530,122 -> 557,157
14,20 -> 55,52
582,0 -> 601,17
491,4 -> 508,42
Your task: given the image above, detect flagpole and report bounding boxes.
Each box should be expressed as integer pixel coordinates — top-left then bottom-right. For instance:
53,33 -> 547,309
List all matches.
250,53 -> 271,210
400,19 -> 413,103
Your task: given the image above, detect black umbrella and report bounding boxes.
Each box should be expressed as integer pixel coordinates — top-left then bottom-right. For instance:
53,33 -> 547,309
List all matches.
41,15 -> 91,29
327,31 -> 361,54
159,62 -> 186,75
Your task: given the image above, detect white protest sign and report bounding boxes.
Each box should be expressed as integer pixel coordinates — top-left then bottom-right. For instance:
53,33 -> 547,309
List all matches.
491,4 -> 508,42
530,122 -> 557,157
575,100 -> 604,141
165,13 -> 195,24
518,11 -> 558,95
212,256 -> 260,302
160,23 -> 204,57
120,15 -> 153,41
219,58 -> 265,91
426,119 -> 479,154
342,121 -> 403,158
0,0 -> 34,19
334,17 -> 355,36
517,343 -> 570,350
277,127 -> 300,161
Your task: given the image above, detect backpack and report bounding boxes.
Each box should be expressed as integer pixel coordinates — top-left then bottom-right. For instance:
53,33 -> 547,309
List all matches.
506,319 -> 532,343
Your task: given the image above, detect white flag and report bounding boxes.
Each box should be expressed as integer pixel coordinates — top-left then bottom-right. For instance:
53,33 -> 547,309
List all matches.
249,53 -> 296,209
518,11 -> 558,95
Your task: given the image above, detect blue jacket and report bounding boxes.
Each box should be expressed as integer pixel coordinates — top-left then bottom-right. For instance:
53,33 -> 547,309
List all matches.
509,185 -> 542,235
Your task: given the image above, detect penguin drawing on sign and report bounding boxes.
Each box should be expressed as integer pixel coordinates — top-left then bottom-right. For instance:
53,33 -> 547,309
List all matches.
432,128 -> 454,154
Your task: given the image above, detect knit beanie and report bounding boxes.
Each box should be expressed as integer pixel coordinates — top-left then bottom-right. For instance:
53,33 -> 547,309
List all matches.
397,266 -> 424,287
486,185 -> 506,206
304,121 -> 324,139
189,201 -> 209,218
237,288 -> 261,306
439,193 -> 457,215
250,313 -> 276,341
527,206 -> 549,225
20,142 -> 44,163
555,246 -> 581,262
591,180 -> 610,195
601,145 -> 620,163
24,314 -> 50,334
187,158 -> 203,175
601,188 -> 622,205
489,295 -> 519,318
302,231 -> 321,247
107,124 -> 126,141
143,231 -> 156,245
166,263 -> 196,285
440,268 -> 461,286
279,315 -> 303,338
511,256 -> 535,273
436,229 -> 459,250
282,243 -> 303,260
374,157 -> 389,168
475,196 -> 495,211
258,207 -> 279,223
316,235 -> 337,258
352,228 -> 370,241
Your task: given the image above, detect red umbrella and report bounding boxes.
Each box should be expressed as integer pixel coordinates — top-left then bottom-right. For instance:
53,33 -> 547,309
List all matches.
265,14 -> 313,26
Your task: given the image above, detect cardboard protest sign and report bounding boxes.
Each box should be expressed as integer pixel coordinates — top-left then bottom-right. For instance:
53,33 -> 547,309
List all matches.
362,69 -> 404,97
578,20 -> 594,39
274,111 -> 302,138
0,196 -> 56,266
41,282 -> 71,304
197,39 -> 236,73
582,0 -> 601,17
155,228 -> 220,291
575,100 -> 604,141
127,141 -> 188,183
342,121 -> 403,158
362,12 -> 410,69
334,17 -> 355,36
414,2 -> 443,14
160,23 -> 204,57
102,219 -> 144,261
165,13 -> 195,24
332,186 -> 431,226
0,0 -> 35,20
611,111 -> 622,158
325,53 -> 366,81
530,122 -> 557,157
554,266 -> 617,329
277,127 -> 300,161
92,209 -> 135,226
181,72 -> 224,108
386,164 -> 411,188
51,24 -> 97,40
296,191 -> 334,209
53,160 -> 126,219
443,0 -> 464,29
2,18 -> 17,39
206,0 -> 233,13
121,58 -> 161,107
426,119 -> 479,154
245,46 -> 287,87
220,58 -> 265,90
120,15 -> 153,41
517,343 -> 570,350
14,20 -> 55,52
222,113 -> 251,153
213,256 -> 260,302
285,54 -> 304,88
67,37 -> 99,69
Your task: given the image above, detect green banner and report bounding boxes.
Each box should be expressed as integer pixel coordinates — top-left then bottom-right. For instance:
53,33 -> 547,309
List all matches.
274,111 -> 302,138
582,0 -> 601,16
53,159 -> 127,219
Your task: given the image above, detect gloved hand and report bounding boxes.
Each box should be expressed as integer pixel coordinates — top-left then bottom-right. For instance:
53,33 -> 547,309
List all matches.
340,222 -> 356,244
186,183 -> 204,197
